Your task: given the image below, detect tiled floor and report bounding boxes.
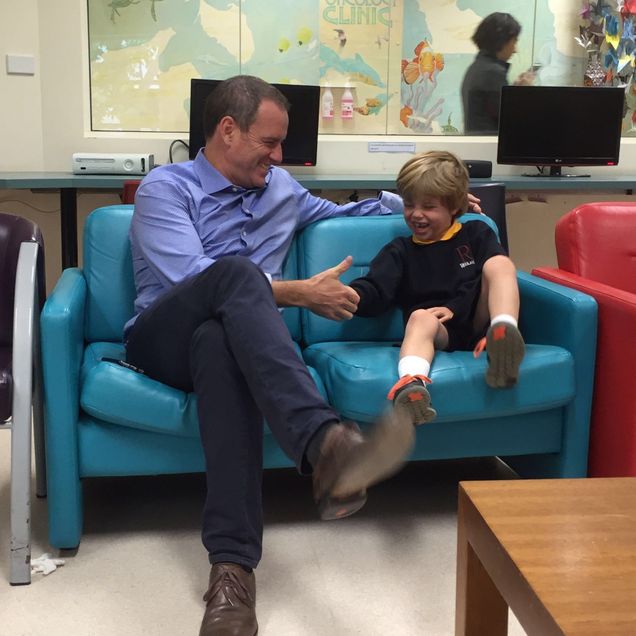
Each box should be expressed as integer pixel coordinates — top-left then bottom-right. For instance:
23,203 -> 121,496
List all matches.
0,432 -> 526,635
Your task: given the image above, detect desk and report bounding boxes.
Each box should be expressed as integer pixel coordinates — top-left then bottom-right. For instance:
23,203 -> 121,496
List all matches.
456,478 -> 636,635
2,172 -> 636,269
0,172 -> 131,269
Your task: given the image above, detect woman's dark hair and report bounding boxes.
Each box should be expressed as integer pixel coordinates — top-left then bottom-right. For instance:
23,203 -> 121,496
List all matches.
202,75 -> 290,140
472,12 -> 521,56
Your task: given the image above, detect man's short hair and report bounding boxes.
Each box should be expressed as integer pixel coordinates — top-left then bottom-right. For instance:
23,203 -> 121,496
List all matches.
202,75 -> 290,140
472,12 -> 521,56
396,151 -> 469,214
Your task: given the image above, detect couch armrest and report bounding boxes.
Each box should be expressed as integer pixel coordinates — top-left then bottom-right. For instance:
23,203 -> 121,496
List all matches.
40,267 -> 87,543
41,268 -> 87,415
514,271 -> 598,477
533,267 -> 636,476
531,267 -> 636,313
517,270 -> 597,353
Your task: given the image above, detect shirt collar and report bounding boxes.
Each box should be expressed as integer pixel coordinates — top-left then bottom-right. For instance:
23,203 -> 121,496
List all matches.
476,50 -> 510,71
412,221 -> 462,245
193,148 -> 272,195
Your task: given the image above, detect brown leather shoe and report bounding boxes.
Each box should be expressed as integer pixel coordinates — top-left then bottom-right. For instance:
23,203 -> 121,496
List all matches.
313,411 -> 415,521
199,563 -> 258,636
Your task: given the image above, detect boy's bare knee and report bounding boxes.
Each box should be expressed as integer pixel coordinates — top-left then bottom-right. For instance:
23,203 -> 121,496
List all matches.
406,309 -> 441,336
483,254 -> 516,279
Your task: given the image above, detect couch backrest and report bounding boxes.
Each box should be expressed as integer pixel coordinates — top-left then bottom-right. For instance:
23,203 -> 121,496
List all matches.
83,205 -> 301,343
84,206 -> 136,342
299,213 -> 498,345
555,202 -> 636,294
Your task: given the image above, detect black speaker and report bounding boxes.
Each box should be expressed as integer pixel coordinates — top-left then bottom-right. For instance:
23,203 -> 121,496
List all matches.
463,159 -> 492,178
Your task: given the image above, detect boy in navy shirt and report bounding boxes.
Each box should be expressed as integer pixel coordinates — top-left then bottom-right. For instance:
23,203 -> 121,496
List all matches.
350,151 -> 525,424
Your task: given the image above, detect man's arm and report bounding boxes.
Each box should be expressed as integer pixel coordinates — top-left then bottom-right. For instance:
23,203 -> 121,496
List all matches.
272,256 -> 360,321
132,178 -> 215,287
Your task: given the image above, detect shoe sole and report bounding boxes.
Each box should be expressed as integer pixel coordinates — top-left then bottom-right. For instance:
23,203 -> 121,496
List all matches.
328,409 -> 415,498
318,491 -> 368,521
393,385 -> 437,425
485,323 -> 525,388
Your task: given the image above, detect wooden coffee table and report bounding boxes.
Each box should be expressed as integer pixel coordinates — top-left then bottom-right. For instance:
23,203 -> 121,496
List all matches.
455,478 -> 636,635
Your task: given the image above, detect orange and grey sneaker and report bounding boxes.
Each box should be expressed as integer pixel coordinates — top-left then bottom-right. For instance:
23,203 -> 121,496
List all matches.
474,322 -> 525,389
387,374 -> 437,425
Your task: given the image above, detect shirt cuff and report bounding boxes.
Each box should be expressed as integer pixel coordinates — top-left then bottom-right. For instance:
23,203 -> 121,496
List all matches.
378,190 -> 403,214
264,272 -> 273,284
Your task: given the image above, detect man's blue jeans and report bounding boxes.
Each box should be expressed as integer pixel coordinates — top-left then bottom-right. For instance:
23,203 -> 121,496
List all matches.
126,256 -> 338,569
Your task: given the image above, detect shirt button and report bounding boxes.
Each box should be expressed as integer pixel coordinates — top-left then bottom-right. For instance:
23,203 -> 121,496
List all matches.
242,230 -> 247,237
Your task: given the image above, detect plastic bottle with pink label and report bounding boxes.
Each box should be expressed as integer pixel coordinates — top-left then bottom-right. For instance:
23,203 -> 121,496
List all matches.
340,87 -> 354,119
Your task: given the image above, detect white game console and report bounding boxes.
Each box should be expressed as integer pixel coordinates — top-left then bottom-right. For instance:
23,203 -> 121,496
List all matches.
72,152 -> 155,175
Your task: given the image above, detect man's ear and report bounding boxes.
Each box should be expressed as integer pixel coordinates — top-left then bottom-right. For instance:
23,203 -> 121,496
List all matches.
218,115 -> 236,145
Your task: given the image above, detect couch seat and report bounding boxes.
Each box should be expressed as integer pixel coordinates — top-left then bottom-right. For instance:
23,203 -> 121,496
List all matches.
303,343 -> 574,423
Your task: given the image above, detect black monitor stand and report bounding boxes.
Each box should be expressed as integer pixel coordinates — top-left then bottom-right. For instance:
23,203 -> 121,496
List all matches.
522,166 -> 590,178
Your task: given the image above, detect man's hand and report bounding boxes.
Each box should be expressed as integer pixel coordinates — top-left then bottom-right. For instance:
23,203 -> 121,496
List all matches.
304,256 -> 360,320
271,256 -> 360,321
467,193 -> 482,214
426,306 -> 454,323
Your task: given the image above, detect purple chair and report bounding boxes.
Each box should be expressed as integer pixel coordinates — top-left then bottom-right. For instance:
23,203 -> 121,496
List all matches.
0,212 -> 46,585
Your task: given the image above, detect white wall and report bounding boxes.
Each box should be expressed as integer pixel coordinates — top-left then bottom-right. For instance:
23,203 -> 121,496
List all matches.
1,0 -> 43,170
19,0 -> 636,174
2,0 -> 636,291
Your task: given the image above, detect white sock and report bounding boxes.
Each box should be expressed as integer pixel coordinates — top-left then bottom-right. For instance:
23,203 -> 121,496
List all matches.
398,355 -> 431,379
490,314 -> 517,328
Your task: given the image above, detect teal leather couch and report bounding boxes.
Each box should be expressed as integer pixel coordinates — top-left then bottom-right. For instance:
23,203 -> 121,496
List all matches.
41,205 -> 597,550
300,215 -> 597,478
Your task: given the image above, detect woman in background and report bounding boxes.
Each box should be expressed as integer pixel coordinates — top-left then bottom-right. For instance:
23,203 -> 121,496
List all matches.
461,12 -> 535,134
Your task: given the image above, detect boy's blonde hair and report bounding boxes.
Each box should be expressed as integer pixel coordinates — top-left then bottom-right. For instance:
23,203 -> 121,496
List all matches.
396,151 -> 469,216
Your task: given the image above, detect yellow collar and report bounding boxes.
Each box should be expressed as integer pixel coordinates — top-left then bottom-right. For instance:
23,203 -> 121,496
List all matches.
412,221 -> 462,245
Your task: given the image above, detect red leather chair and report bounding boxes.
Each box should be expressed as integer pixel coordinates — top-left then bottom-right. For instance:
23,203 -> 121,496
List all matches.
532,202 -> 636,477
121,180 -> 141,204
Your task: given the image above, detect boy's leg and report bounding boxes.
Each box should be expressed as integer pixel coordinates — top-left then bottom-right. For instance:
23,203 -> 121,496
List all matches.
388,309 -> 444,424
476,255 -> 525,388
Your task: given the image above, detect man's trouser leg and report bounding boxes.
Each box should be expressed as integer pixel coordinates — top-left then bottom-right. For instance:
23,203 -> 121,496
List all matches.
126,256 -> 338,568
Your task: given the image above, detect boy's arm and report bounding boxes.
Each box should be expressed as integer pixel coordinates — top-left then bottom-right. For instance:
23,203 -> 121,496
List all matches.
350,242 -> 404,317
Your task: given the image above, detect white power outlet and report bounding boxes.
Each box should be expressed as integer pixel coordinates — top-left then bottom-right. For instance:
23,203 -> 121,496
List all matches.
6,54 -> 36,75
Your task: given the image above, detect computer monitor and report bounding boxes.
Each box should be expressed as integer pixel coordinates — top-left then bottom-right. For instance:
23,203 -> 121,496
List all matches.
188,79 -> 320,166
497,85 -> 625,177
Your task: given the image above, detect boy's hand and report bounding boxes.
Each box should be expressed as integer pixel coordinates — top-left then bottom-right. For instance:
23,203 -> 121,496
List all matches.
427,306 -> 454,323
305,256 -> 360,321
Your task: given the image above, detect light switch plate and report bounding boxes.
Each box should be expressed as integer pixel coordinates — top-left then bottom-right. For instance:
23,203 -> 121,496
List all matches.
6,54 -> 36,75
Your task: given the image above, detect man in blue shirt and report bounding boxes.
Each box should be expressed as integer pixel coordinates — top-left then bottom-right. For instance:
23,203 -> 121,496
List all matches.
125,75 -> 412,636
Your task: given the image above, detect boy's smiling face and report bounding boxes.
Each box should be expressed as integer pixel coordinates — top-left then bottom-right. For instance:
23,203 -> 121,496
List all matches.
403,195 -> 460,242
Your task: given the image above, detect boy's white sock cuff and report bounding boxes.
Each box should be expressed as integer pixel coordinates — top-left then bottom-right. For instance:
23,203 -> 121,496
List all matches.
398,355 -> 431,379
490,314 -> 518,328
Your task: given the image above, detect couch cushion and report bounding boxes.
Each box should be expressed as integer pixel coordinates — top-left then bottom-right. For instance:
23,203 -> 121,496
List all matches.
303,343 -> 574,423
555,202 -> 636,294
81,341 -> 327,437
81,342 -> 201,437
84,206 -> 137,343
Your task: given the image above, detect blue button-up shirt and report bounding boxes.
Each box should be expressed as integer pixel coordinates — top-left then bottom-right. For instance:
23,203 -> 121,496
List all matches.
126,150 -> 402,334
